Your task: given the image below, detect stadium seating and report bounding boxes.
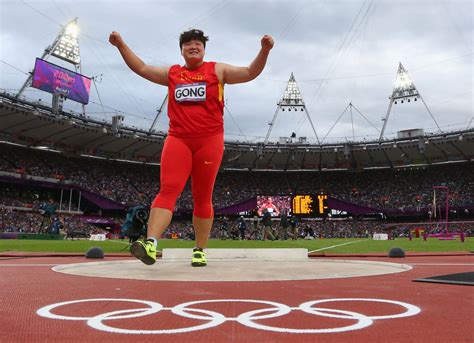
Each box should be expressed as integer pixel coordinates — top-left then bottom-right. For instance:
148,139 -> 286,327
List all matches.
1,143 -> 472,239
1,143 -> 472,211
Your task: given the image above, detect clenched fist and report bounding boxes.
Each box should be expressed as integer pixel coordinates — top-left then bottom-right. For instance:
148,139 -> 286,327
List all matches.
109,31 -> 125,48
261,35 -> 274,52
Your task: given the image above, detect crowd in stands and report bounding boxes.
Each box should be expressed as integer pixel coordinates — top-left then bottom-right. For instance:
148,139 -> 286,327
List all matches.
2,204 -> 473,239
0,207 -> 108,236
0,208 -> 41,233
0,191 -> 80,213
1,143 -> 473,240
1,143 -> 472,212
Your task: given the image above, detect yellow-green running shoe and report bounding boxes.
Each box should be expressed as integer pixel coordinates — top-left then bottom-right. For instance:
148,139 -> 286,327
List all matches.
130,239 -> 156,265
191,248 -> 207,267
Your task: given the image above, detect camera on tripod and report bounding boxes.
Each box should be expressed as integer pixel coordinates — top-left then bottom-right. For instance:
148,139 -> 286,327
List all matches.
121,205 -> 149,242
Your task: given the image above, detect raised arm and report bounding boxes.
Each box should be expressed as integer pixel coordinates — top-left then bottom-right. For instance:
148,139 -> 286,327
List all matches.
216,35 -> 274,85
109,31 -> 169,86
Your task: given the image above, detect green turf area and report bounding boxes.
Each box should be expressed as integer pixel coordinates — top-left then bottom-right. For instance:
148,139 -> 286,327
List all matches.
0,238 -> 472,254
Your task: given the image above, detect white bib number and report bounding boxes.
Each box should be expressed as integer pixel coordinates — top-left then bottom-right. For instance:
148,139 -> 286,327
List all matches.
175,82 -> 206,102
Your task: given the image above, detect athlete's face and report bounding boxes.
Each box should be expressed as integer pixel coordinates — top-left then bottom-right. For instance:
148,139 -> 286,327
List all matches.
181,39 -> 205,64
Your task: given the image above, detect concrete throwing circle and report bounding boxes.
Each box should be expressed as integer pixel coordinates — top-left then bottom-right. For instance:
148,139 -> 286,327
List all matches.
52,259 -> 411,281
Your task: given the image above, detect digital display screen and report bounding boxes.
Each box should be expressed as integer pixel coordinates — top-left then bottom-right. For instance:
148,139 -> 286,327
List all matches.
31,58 -> 92,104
256,195 -> 291,217
291,194 -> 330,217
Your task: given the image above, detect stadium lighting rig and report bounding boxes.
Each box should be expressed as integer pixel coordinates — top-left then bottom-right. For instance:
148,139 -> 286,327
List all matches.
379,62 -> 441,141
264,73 -> 320,145
16,18 -> 87,116
280,73 -> 304,111
51,20 -> 81,65
391,63 -> 419,104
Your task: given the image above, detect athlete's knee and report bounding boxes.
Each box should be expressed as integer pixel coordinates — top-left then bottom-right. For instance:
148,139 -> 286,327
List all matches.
151,188 -> 180,212
193,202 -> 214,218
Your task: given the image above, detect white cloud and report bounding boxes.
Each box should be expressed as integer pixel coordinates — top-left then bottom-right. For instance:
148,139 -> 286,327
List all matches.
0,0 -> 472,143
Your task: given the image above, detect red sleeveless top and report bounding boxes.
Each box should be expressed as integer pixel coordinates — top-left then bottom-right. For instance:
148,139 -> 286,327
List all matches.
167,61 -> 224,137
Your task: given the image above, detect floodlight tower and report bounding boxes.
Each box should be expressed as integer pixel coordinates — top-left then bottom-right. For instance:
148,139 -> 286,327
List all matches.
379,62 -> 441,141
264,73 -> 319,145
16,18 -> 85,116
149,94 -> 168,133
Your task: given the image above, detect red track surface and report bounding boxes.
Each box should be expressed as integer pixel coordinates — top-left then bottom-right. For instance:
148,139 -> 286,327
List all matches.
1,255 -> 472,343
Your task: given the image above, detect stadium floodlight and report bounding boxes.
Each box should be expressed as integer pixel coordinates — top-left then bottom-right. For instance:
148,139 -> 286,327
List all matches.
52,18 -> 81,64
280,73 -> 304,108
390,63 -> 419,102
65,21 -> 79,37
379,62 -> 441,141
16,17 -> 86,116
264,73 -> 320,145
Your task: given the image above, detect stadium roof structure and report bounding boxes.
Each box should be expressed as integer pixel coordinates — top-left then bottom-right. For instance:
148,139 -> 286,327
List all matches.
1,92 -> 473,171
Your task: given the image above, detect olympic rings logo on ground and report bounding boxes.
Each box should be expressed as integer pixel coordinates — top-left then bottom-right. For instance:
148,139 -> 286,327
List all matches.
37,298 -> 421,334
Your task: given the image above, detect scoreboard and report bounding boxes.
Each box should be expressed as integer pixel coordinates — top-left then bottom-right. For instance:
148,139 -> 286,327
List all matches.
291,194 -> 330,217
31,58 -> 92,104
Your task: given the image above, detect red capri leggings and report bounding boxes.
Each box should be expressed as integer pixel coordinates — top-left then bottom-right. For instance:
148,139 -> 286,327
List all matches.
151,133 -> 224,218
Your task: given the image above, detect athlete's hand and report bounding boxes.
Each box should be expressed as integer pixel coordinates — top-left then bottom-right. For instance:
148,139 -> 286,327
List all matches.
109,31 -> 125,48
261,35 -> 274,52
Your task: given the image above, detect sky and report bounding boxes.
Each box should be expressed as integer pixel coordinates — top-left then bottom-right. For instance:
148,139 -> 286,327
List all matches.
0,0 -> 472,144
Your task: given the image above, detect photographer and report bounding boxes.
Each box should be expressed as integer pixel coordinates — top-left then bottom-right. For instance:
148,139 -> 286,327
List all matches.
39,199 -> 57,234
49,217 -> 63,234
220,218 -> 230,240
304,223 -> 316,240
247,214 -> 260,240
289,216 -> 299,240
261,208 -> 275,241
